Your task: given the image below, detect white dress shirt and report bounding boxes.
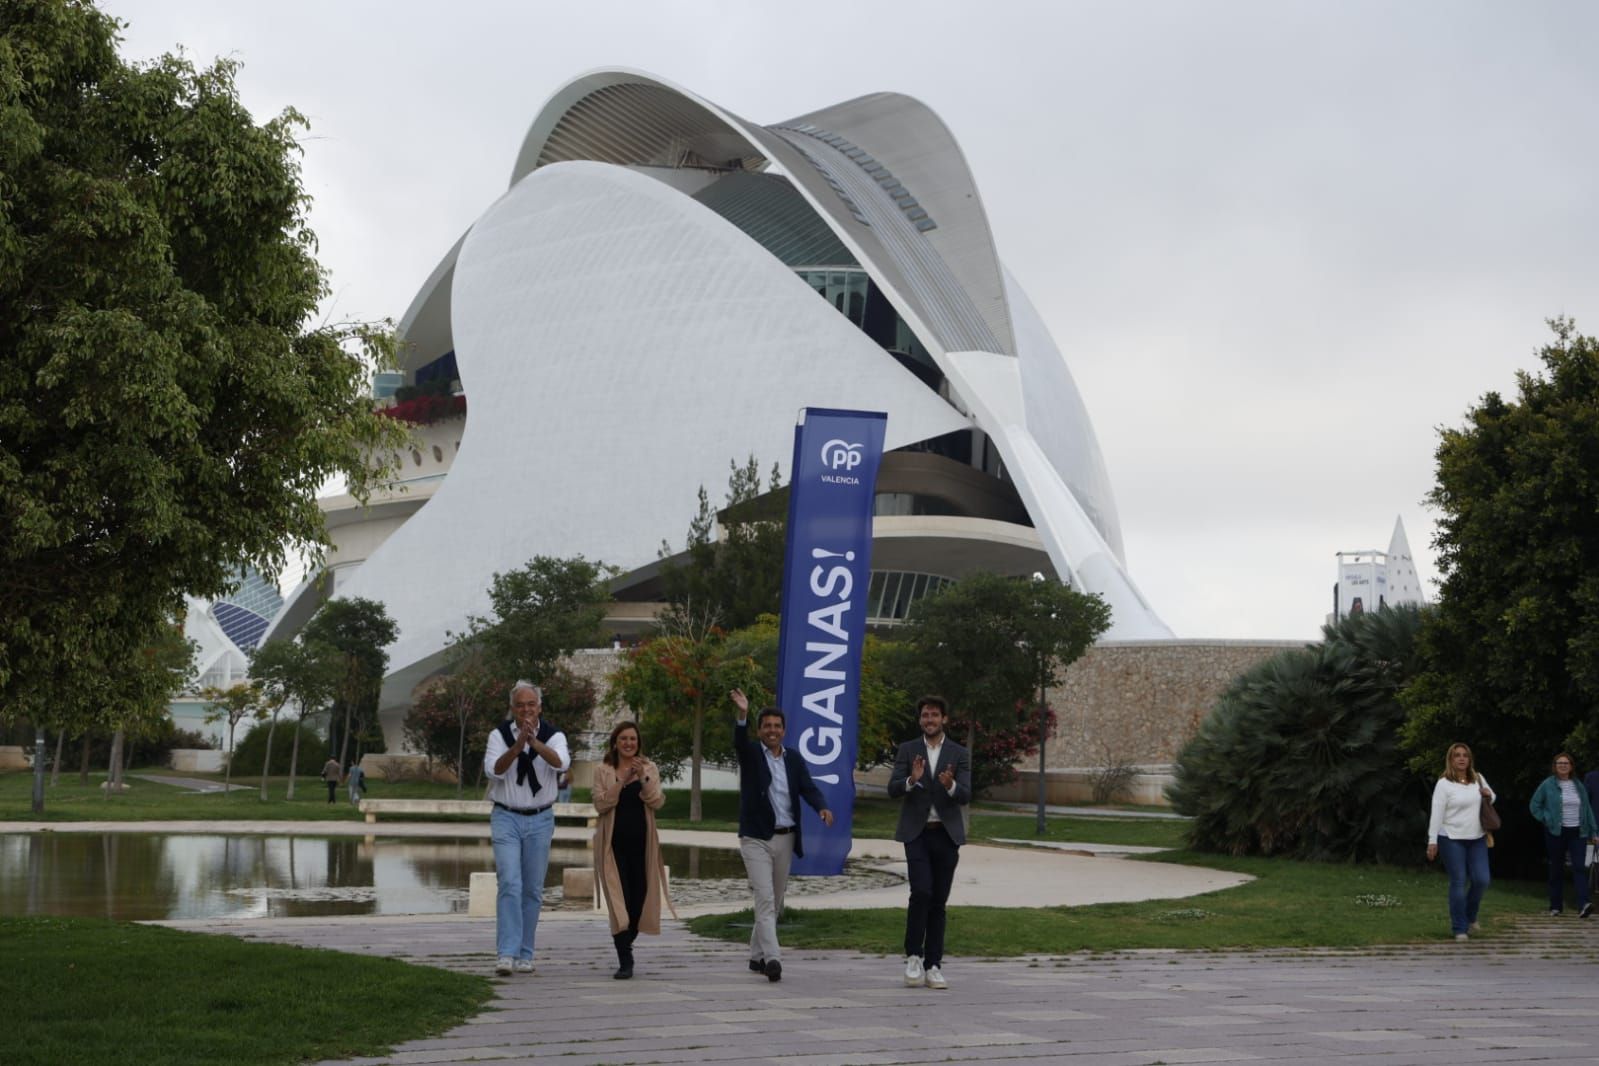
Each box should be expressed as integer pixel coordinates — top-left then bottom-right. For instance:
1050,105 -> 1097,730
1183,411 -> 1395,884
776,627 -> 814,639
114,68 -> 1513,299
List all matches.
484,721 -> 571,810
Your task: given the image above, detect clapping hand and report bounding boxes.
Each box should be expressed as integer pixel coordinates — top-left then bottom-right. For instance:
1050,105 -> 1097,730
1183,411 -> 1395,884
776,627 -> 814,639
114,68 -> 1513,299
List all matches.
909,754 -> 926,784
937,763 -> 956,790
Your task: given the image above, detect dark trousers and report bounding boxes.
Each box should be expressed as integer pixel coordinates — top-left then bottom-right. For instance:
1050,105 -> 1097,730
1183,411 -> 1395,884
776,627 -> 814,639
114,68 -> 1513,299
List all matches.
325,781 -> 337,803
611,835 -> 647,935
904,823 -> 960,967
1544,826 -> 1591,912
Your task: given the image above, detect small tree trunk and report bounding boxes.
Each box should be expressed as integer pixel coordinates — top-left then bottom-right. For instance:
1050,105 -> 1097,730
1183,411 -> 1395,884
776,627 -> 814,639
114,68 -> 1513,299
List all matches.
106,728 -> 125,794
260,711 -> 280,801
337,699 -> 353,770
690,701 -> 704,823
286,716 -> 303,800
455,715 -> 467,798
79,733 -> 91,785
224,722 -> 236,790
50,730 -> 64,788
30,721 -> 46,815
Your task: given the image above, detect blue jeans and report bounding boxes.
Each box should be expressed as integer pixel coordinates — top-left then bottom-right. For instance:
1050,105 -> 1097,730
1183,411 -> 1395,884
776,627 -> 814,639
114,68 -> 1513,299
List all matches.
1437,834 -> 1490,935
490,806 -> 555,960
1544,827 -> 1590,912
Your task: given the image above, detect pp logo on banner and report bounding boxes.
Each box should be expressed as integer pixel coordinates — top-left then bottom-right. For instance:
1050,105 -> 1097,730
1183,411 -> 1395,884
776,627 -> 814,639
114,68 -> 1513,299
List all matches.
821,439 -> 863,472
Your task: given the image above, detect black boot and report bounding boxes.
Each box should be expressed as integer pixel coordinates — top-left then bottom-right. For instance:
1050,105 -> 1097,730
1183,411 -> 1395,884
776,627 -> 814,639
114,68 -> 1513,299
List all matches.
612,931 -> 634,979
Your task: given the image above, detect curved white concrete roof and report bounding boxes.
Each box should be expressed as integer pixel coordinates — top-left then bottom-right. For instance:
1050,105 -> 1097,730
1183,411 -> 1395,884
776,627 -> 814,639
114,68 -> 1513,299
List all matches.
347,68 -> 1170,691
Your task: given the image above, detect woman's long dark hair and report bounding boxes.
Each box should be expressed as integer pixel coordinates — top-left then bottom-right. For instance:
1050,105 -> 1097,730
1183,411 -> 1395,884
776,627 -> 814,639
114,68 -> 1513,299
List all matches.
603,720 -> 643,769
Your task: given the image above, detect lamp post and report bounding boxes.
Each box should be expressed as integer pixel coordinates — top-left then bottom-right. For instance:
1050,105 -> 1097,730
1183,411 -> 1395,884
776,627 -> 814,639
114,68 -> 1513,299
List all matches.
1032,573 -> 1050,836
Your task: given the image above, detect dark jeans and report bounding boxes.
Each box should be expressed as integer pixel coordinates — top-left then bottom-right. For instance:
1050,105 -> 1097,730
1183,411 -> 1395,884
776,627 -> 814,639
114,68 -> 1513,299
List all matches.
1544,826 -> 1591,912
904,823 -> 960,967
1437,833 -> 1490,935
325,781 -> 337,803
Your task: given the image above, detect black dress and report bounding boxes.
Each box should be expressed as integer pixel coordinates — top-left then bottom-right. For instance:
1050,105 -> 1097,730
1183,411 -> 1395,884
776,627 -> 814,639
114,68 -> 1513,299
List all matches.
610,779 -> 647,933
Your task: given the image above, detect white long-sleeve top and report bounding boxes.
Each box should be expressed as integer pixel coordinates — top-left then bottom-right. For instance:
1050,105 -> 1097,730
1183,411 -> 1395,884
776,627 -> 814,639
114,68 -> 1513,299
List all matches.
1427,775 -> 1496,843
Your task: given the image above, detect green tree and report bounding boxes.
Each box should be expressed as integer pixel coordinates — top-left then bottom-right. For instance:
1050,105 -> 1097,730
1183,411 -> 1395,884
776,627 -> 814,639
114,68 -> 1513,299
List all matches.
658,456 -> 786,632
250,637 -> 338,801
405,641 -> 504,797
1400,319 -> 1599,869
301,598 -> 397,769
1172,606 -> 1430,863
0,2 -> 407,737
607,616 -> 760,822
467,556 -> 612,683
888,572 -> 1110,796
201,681 -> 261,792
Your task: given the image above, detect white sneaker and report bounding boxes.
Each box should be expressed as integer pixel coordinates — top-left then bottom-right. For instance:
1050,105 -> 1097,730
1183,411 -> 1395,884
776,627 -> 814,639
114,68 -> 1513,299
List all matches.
495,956 -> 514,975
903,954 -> 924,986
924,965 -> 948,990
514,958 -> 534,973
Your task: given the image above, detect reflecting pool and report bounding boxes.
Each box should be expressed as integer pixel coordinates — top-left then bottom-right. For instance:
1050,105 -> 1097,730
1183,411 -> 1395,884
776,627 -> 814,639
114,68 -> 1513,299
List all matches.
0,834 -> 747,920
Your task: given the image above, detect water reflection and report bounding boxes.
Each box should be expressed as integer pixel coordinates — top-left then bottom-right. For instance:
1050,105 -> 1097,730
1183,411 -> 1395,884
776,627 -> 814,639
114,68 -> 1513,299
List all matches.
0,835 -> 746,921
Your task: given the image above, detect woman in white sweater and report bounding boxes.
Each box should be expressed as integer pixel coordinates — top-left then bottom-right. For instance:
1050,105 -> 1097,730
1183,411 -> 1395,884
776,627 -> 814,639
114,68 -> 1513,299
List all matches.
1426,742 -> 1496,941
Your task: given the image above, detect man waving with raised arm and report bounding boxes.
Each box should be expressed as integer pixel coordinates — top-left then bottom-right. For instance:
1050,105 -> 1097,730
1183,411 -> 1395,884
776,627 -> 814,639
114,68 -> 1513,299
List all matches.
730,687 -> 834,983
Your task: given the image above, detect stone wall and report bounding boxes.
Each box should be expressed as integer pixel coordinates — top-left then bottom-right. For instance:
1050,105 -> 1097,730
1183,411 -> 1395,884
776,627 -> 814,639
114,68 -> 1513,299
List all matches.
404,641 -> 1297,805
988,638 -> 1301,805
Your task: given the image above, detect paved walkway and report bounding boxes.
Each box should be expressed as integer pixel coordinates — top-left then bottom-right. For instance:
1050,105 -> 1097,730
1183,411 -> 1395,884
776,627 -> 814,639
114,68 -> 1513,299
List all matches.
52,818 -> 1599,1062
163,910 -> 1599,1065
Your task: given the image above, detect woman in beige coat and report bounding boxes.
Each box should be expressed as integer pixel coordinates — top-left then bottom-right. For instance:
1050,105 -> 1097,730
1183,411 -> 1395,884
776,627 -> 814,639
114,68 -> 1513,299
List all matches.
592,720 -> 675,979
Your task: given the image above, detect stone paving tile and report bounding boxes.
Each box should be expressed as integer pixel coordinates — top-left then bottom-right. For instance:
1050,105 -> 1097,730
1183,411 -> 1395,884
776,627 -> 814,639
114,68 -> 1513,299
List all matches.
162,911 -> 1599,1065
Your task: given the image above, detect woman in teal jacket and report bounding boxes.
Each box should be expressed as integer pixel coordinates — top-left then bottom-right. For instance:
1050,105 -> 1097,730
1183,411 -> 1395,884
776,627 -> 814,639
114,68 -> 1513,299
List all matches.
1529,752 -> 1599,917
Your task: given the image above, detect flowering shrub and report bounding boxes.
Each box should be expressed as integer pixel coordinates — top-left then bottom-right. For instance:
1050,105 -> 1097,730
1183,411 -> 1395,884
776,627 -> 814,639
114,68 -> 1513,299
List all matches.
950,700 -> 1057,793
379,393 -> 465,425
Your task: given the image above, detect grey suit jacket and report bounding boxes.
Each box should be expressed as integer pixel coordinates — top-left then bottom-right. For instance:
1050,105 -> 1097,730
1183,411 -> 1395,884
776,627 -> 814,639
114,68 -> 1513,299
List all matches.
886,736 -> 972,845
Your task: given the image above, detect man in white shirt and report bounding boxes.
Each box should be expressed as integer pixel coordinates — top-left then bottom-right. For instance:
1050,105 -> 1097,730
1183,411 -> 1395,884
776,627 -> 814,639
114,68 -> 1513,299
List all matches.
887,696 -> 971,990
484,680 -> 570,976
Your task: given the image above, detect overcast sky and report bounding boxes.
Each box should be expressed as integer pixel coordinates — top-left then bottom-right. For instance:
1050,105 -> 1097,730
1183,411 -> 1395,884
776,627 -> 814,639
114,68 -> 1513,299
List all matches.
104,0 -> 1599,641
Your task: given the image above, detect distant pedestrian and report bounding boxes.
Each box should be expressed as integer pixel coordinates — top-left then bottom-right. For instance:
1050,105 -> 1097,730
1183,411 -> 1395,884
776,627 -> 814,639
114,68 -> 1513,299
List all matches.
320,756 -> 342,804
592,721 -> 675,979
1529,752 -> 1597,917
1426,742 -> 1495,940
347,760 -> 366,805
887,696 -> 970,990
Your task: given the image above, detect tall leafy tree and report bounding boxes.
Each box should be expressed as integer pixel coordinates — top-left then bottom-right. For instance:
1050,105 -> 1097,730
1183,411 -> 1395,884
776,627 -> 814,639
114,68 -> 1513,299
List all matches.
201,681 -> 261,792
1401,319 -> 1599,869
300,597 -> 397,769
250,637 -> 338,801
467,556 -> 612,683
888,572 -> 1109,795
0,2 -> 407,736
658,456 -> 786,632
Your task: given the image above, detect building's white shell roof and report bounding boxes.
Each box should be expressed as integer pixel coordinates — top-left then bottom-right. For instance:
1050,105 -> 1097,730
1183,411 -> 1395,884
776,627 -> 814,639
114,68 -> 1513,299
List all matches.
315,69 -> 1171,699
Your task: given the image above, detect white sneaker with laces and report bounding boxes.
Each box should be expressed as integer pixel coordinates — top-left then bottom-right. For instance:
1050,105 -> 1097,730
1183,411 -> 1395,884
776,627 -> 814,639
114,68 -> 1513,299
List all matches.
903,955 -> 924,986
924,965 -> 948,990
514,958 -> 534,973
495,956 -> 514,975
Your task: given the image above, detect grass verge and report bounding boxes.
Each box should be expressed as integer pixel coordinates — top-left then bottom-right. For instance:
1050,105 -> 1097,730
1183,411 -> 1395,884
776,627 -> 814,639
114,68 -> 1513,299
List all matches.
688,850 -> 1549,953
3,916 -> 491,1066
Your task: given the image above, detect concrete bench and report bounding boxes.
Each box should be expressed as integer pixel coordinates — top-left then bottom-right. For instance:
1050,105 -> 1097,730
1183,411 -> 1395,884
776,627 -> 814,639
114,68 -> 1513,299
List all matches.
358,798 -> 598,826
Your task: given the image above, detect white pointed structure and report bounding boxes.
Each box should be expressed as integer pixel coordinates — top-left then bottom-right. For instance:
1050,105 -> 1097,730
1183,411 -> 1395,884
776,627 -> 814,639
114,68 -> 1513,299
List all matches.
1383,517 -> 1427,608
271,69 -> 1172,720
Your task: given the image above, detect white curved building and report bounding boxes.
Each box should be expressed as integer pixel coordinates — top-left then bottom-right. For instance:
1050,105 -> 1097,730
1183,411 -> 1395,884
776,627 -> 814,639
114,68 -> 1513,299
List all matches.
274,69 -> 1171,722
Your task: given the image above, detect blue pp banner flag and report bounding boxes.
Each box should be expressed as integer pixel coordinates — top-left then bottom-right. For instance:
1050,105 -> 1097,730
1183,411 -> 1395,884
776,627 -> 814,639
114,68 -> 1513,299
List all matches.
775,407 -> 887,875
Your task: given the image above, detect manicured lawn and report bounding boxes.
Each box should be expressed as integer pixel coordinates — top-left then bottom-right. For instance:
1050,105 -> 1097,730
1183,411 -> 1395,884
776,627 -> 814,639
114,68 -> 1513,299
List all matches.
3,771 -> 1191,850
689,850 -> 1550,953
0,770 -> 474,822
3,916 -> 491,1066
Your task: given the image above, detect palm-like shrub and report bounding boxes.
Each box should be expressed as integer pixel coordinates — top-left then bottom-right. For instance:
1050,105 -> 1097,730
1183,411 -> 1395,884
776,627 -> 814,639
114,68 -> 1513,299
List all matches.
1169,605 -> 1429,863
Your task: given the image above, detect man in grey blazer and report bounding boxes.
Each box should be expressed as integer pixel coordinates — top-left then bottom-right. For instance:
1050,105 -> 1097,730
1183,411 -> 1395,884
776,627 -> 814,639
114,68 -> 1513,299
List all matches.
886,695 -> 971,990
